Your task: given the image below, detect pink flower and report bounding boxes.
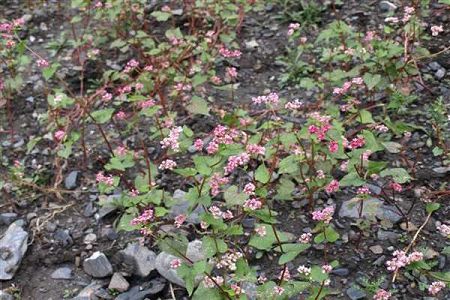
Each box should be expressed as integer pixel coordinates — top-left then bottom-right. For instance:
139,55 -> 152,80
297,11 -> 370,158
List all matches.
170,258 -> 182,269
255,226 -> 266,237
246,144 -> 265,156
325,179 -> 339,194
130,208 -> 154,225
373,289 -> 391,300
174,214 -> 186,228
328,140 -> 338,153
243,198 -> 262,210
251,92 -> 280,106
96,172 -> 114,186
298,233 -> 312,244
210,173 -> 229,196
312,206 -> 335,223
428,281 -> 445,295
115,111 -> 126,120
348,136 -> 365,149
102,91 -> 112,101
362,150 -> 372,161
375,124 -> 389,132
273,286 -> 285,295
231,284 -> 243,295
390,182 -> 402,192
159,159 -> 177,170
243,183 -> 256,195
321,264 -> 332,273
386,250 -> 409,272
209,206 -> 223,219
437,223 -> 450,236
211,76 -> 222,84
219,47 -> 241,58
140,99 -> 155,108
54,130 -> 66,142
408,251 -> 423,263
285,99 -> 303,109
224,153 -> 250,174
226,67 -> 238,79
431,25 -> 444,36
160,126 -> 182,152
357,186 -> 371,195
352,77 -> 364,85
297,265 -> 311,276
37,59 -> 49,68
340,160 -> 349,171
193,139 -> 203,151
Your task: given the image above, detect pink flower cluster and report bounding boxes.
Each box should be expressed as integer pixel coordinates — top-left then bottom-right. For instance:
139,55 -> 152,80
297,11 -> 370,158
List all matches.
312,206 -> 335,223
428,281 -> 445,295
347,136 -> 365,149
298,233 -> 312,244
226,67 -> 238,79
210,173 -> 229,196
216,251 -> 243,270
246,144 -> 265,156
219,46 -> 242,58
328,140 -> 339,153
389,182 -> 402,192
333,77 -> 364,95
206,125 -> 240,154
243,198 -> 263,210
170,258 -> 182,269
123,59 -> 139,73
243,182 -> 256,195
224,152 -> 250,174
96,172 -> 114,186
373,289 -> 391,300
278,268 -> 291,281
159,159 -> 177,170
356,186 -> 371,195
386,250 -> 423,272
325,179 -> 340,194
130,208 -> 154,226
251,92 -> 280,106
54,130 -> 66,142
431,25 -> 444,36
174,214 -> 186,228
285,99 -> 304,109
160,126 -> 182,152
255,226 -> 266,237
308,124 -> 332,141
437,223 -> 450,237
287,23 -> 300,36
402,6 -> 415,22
209,205 -> 234,220
203,275 -> 224,288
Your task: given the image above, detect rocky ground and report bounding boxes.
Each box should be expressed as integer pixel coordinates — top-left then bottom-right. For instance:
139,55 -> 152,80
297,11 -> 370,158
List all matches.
0,0 -> 449,300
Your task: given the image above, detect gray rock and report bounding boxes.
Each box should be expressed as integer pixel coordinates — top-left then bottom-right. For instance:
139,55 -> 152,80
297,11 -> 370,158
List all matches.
100,227 -> 118,241
433,166 -> 450,174
71,281 -> 104,300
83,233 -> 97,244
83,202 -> 97,217
373,255 -> 386,266
119,243 -> 156,277
435,68 -> 446,80
331,268 -> 349,276
0,291 -> 14,300
169,190 -> 205,224
186,240 -> 205,262
95,195 -> 119,221
115,278 -> 166,300
0,222 -> 28,280
369,245 -> 384,254
429,61 -> 442,71
83,252 -> 113,278
54,229 -> 73,246
51,266 -> 73,279
155,252 -> 185,287
65,171 -> 79,190
0,213 -> 18,225
346,286 -> 367,300
241,282 -> 257,300
339,198 -> 402,223
377,230 -> 399,242
379,1 -> 397,12
108,272 -> 129,292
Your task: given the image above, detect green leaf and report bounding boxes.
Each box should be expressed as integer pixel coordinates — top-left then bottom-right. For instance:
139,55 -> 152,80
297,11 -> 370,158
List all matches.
359,110 -> 375,124
363,73 -> 381,90
339,172 -> 365,187
193,156 -> 212,176
278,155 -> 299,174
151,11 -> 171,21
187,96 -> 210,115
117,213 -> 138,231
324,226 -> 340,242
91,108 -> 114,124
255,164 -> 270,184
192,74 -> 207,87
26,137 -> 42,154
277,244 -> 310,264
382,142 -> 402,154
380,168 -> 411,183
224,186 -> 248,206
426,203 -> 440,214
173,168 -> 197,177
42,63 -> 60,81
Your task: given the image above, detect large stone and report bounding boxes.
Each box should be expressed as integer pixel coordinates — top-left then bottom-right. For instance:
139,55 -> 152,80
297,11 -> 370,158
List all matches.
115,278 -> 166,300
0,222 -> 28,280
108,273 -> 129,292
119,243 -> 156,277
186,240 -> 205,262
51,266 -> 73,279
65,171 -> 79,190
0,213 -> 18,226
379,1 -> 397,12
83,252 -> 113,278
0,291 -> 14,300
339,198 -> 402,223
154,252 -> 185,287
169,190 -> 205,224
346,286 -> 367,300
71,281 -> 104,300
